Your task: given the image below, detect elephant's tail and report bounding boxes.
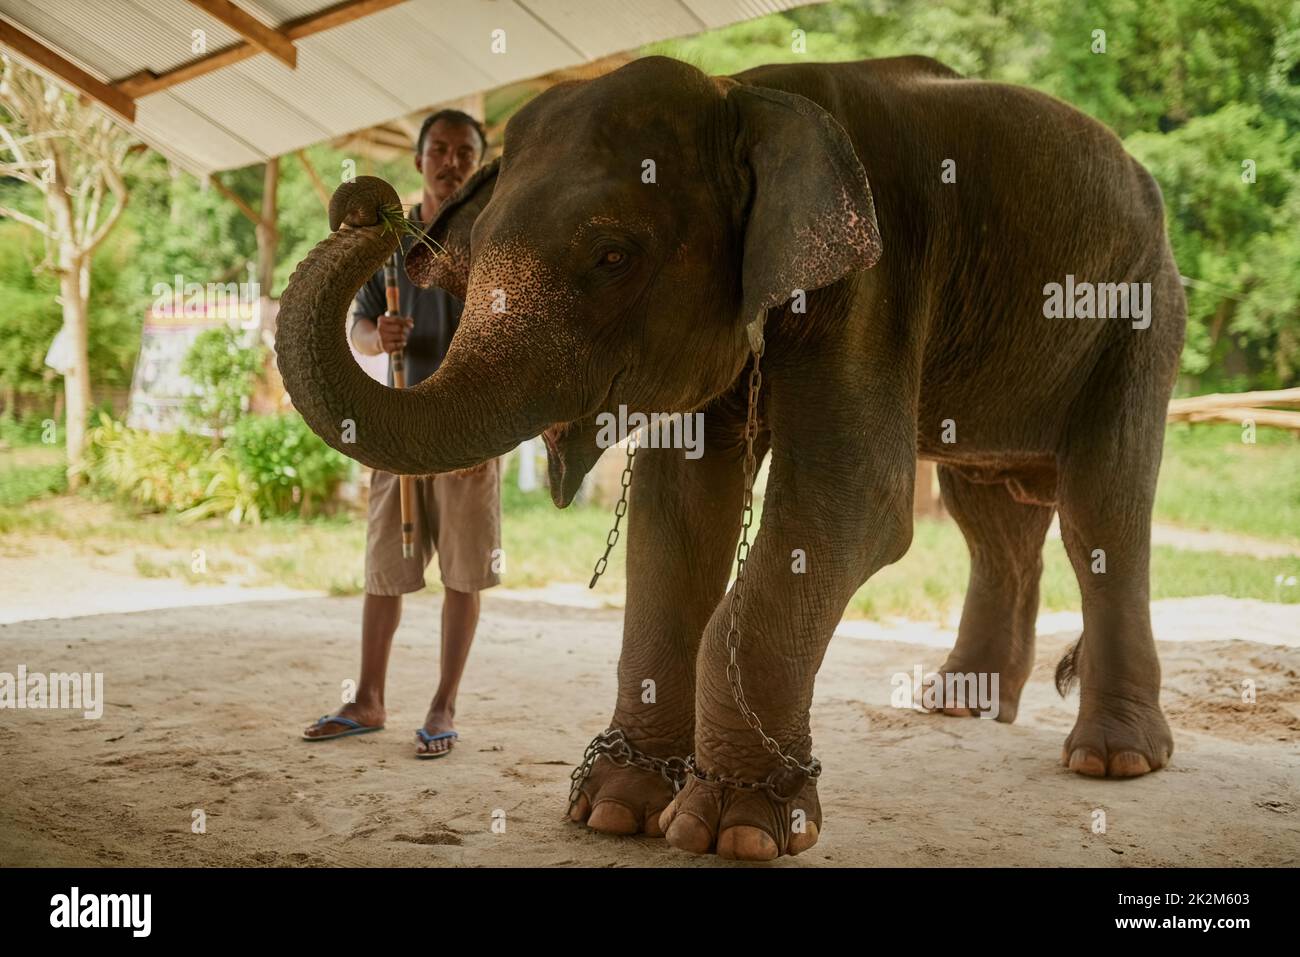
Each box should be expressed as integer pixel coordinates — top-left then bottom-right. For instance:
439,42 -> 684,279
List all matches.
1054,637 -> 1082,696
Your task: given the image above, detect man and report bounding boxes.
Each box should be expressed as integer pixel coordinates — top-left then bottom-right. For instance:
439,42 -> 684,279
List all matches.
302,109 -> 499,758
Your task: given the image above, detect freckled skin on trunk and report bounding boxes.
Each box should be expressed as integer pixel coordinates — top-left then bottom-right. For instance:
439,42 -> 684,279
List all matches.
276,176 -> 578,475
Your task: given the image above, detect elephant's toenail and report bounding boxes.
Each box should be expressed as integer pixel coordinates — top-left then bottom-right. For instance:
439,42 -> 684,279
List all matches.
718,826 -> 778,861
1068,747 -> 1107,776
665,813 -> 714,854
587,800 -> 639,835
1108,751 -> 1153,777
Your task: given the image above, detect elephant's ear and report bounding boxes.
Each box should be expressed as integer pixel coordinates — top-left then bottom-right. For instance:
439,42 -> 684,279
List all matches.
406,157 -> 500,299
730,84 -> 881,348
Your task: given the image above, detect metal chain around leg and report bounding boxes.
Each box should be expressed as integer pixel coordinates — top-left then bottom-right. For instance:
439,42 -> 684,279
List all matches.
688,344 -> 821,801
567,728 -> 690,815
571,436 -> 693,816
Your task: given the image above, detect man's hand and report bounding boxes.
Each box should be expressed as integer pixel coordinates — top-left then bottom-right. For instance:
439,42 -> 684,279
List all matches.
376,313 -> 414,354
351,314 -> 414,356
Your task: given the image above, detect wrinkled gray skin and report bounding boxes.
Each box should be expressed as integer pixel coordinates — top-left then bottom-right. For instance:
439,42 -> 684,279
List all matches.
276,56 -> 1185,860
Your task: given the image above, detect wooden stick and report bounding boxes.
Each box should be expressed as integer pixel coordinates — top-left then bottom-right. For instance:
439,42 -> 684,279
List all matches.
1167,387 -> 1300,416
1171,407 -> 1300,432
385,252 -> 415,559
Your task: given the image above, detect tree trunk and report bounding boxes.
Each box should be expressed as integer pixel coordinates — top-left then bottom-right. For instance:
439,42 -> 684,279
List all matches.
59,249 -> 91,484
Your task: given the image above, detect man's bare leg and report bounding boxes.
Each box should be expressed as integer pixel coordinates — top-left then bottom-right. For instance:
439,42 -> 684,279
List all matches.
415,586 -> 480,755
302,593 -> 401,736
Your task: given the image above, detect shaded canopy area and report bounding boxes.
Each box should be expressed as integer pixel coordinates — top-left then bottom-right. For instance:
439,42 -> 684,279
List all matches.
0,0 -> 817,176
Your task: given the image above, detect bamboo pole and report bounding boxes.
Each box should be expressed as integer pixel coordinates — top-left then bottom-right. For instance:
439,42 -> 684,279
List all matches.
384,252 -> 415,559
1167,388 -> 1300,416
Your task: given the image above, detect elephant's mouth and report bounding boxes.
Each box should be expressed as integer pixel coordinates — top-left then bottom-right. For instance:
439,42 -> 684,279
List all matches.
540,423 -> 574,505
539,373 -> 622,508
541,419 -> 603,509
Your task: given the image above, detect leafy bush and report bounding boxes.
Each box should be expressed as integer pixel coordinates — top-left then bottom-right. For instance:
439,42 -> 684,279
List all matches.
179,450 -> 261,526
225,413 -> 352,517
181,326 -> 265,439
80,412 -> 350,524
81,413 -> 215,512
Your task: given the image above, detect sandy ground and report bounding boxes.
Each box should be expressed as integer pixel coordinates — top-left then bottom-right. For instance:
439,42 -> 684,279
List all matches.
1,588 -> 1296,867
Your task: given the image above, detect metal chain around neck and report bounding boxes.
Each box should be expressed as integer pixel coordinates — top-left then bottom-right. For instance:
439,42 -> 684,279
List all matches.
588,435 -> 637,588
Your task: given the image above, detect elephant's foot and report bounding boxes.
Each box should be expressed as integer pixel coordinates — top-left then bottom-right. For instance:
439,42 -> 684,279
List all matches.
919,658 -> 1028,723
567,729 -> 688,836
1061,694 -> 1173,777
658,772 -> 822,861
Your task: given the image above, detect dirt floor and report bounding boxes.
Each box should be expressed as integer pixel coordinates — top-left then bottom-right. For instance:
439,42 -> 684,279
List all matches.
1,589 -> 1296,867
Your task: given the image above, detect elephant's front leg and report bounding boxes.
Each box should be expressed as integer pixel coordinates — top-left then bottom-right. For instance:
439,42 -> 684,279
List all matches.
569,404 -> 758,836
660,350 -> 916,860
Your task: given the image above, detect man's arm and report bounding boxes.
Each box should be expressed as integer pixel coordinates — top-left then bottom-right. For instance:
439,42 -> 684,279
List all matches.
350,315 -> 385,355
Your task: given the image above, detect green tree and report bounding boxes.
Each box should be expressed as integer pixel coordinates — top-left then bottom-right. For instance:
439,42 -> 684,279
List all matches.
181,326 -> 265,440
0,57 -> 135,477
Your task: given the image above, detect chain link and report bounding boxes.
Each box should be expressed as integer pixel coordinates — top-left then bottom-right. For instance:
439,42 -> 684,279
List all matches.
588,435 -> 637,588
571,347 -> 819,812
690,343 -> 821,795
567,728 -> 690,814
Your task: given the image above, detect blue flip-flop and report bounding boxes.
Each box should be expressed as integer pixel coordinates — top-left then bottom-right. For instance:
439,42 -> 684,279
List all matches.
302,714 -> 384,741
415,728 -> 458,759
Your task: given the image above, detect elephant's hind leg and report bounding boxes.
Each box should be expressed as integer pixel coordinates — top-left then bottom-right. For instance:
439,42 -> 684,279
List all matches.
927,466 -> 1055,723
1054,325 -> 1177,777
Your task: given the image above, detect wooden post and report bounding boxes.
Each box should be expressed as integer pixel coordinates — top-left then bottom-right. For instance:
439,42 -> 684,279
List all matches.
255,156 -> 278,305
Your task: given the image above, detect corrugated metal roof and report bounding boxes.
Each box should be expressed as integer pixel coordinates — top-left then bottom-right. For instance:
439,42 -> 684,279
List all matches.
0,0 -> 817,175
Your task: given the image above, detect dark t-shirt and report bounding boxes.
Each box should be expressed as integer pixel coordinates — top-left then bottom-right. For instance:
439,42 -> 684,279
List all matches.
352,203 -> 462,388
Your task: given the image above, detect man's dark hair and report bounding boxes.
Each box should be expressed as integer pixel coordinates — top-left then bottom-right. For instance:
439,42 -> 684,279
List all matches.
416,109 -> 487,159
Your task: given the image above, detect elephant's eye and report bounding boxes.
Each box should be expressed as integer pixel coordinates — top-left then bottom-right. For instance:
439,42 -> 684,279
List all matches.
600,250 -> 625,267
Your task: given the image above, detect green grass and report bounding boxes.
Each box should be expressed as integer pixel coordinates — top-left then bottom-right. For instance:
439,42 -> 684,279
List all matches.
845,518 -> 1300,621
0,462 -> 65,506
1155,422 -> 1300,543
0,440 -> 66,507
498,464 -> 628,592
1,423 -> 1296,618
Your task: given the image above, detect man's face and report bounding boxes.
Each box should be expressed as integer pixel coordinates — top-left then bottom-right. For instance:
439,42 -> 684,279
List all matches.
416,118 -> 482,204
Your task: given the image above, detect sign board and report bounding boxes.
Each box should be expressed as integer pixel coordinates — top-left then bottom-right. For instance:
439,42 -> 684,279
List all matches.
126,302 -> 260,433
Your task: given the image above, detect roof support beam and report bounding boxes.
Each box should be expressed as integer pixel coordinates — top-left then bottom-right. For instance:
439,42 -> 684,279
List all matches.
0,18 -> 136,121
114,0 -> 408,99
186,0 -> 297,69
284,0 -> 409,38
209,173 -> 260,224
295,149 -> 331,210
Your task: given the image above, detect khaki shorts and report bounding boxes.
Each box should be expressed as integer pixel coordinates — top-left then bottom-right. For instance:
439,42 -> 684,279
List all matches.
364,459 -> 503,595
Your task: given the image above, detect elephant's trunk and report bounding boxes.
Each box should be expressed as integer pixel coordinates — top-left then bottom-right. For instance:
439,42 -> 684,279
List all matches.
275,176 -> 563,475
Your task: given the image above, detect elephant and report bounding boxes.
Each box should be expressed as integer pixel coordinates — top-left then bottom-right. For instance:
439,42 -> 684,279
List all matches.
276,54 -> 1185,861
